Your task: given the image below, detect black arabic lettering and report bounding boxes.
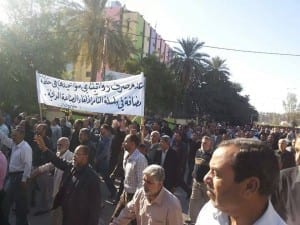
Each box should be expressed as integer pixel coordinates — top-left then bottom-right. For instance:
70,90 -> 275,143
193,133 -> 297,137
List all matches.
137,82 -> 144,89
111,84 -> 122,93
132,96 -> 142,107
52,80 -> 57,88
116,97 -> 125,110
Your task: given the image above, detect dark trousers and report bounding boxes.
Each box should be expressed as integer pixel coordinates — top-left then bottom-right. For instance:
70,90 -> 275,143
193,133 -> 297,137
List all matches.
3,172 -> 29,225
0,189 -> 6,225
111,191 -> 136,225
97,160 -> 117,196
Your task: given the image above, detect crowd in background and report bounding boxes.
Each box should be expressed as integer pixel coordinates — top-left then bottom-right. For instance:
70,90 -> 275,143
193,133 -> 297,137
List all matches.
0,109 -> 299,225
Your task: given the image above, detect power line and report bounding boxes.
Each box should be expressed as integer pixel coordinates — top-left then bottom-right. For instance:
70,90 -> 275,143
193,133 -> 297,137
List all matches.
7,26 -> 300,57
112,30 -> 300,57
202,45 -> 300,57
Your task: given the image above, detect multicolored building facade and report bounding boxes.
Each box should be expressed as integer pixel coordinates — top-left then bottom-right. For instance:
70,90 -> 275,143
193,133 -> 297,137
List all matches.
73,1 -> 173,81
106,1 -> 174,62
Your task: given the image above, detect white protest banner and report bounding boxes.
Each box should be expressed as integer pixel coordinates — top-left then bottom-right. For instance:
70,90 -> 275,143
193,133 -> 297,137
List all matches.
36,71 -> 145,116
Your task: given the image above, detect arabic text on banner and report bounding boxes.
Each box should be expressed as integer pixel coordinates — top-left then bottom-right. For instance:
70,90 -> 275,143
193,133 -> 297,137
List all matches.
36,71 -> 145,116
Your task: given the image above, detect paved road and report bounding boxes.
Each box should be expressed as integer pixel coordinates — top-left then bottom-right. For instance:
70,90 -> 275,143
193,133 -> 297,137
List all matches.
10,179 -> 190,225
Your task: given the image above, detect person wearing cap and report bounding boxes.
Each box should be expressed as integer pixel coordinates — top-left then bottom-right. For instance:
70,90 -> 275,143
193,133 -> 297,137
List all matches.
0,125 -> 32,225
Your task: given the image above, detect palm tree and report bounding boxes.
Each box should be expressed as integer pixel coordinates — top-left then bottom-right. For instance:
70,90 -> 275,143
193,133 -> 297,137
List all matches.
206,56 -> 230,82
170,37 -> 209,88
62,0 -> 135,81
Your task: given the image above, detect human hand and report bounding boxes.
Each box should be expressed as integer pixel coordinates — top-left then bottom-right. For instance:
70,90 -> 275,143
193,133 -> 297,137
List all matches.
20,181 -> 27,190
34,135 -> 47,151
31,168 -> 41,178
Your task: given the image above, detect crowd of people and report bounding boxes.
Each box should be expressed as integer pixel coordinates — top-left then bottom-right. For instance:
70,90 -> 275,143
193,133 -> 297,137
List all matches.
0,110 -> 299,225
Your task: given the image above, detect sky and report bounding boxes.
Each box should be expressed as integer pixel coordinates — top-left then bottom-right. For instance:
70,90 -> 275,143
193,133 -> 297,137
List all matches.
1,0 -> 300,113
117,0 -> 300,113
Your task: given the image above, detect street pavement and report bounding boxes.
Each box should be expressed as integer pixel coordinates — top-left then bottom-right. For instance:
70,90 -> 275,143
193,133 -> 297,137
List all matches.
9,178 -> 190,225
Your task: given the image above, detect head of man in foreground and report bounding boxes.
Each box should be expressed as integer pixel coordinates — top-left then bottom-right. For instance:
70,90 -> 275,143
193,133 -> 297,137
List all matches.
197,138 -> 285,225
143,164 -> 165,202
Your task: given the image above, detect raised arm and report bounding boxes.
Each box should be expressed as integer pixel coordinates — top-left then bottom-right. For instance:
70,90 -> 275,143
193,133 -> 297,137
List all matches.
35,135 -> 72,171
0,130 -> 13,149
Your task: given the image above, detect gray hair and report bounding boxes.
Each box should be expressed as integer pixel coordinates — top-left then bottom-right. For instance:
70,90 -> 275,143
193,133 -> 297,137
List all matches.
150,130 -> 160,138
143,165 -> 165,182
57,137 -> 70,147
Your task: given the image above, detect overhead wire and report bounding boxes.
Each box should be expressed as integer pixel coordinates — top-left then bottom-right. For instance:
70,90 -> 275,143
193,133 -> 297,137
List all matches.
6,25 -> 300,57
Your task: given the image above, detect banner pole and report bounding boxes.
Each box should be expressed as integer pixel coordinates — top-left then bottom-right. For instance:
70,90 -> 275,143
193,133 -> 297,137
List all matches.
39,103 -> 43,121
140,116 -> 145,144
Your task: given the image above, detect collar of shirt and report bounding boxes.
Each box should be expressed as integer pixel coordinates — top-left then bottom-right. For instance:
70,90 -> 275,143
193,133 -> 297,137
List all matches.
127,149 -> 140,162
200,149 -> 213,155
146,187 -> 166,206
15,140 -> 26,149
206,200 -> 285,225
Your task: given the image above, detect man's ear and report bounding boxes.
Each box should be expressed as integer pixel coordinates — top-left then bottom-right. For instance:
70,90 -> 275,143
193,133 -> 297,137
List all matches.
243,177 -> 260,197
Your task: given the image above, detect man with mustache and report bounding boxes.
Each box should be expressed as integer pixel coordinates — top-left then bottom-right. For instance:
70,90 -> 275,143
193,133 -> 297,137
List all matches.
110,165 -> 183,225
35,136 -> 101,225
196,138 -> 286,225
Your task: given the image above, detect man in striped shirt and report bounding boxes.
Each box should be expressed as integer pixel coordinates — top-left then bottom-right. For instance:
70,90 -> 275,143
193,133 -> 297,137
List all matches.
111,134 -> 148,225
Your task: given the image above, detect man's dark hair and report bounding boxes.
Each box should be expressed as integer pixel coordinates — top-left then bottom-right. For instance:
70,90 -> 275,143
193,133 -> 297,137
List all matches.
54,117 -> 60,125
101,123 -> 110,131
78,145 -> 90,156
218,138 -> 279,196
75,119 -> 83,127
127,134 -> 140,147
38,123 -> 48,132
80,128 -> 90,138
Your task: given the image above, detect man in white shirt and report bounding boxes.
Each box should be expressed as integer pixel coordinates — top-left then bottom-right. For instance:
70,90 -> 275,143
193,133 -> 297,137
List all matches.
0,125 -> 32,225
196,138 -> 286,225
111,134 -> 148,225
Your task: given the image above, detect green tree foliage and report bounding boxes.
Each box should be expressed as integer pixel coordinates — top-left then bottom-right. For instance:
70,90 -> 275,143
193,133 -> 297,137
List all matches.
169,38 -> 257,124
125,55 -> 180,116
0,0 -> 70,113
0,3 -> 258,126
61,0 -> 135,81
190,57 -> 258,124
170,37 -> 209,88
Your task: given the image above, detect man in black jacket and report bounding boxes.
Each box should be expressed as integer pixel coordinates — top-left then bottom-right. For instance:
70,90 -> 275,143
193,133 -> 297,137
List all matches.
35,135 -> 102,225
154,135 -> 178,192
187,135 -> 213,224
